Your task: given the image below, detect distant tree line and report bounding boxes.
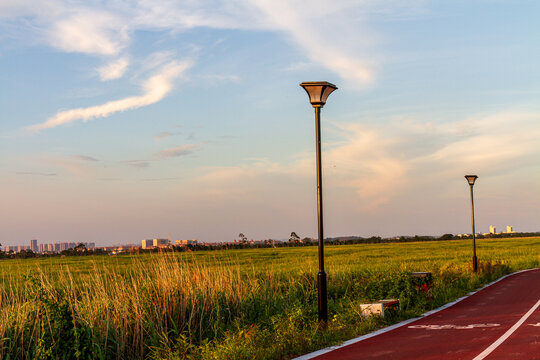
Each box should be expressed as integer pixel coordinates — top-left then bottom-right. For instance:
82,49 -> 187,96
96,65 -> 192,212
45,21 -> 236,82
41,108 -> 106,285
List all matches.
1,232 -> 539,260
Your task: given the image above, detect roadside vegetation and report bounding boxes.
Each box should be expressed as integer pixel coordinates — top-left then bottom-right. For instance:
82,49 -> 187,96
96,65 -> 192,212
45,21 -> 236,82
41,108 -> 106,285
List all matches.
0,237 -> 538,359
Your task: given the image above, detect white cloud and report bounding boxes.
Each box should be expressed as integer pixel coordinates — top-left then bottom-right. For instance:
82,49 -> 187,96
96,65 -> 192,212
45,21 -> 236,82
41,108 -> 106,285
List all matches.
249,0 -> 376,84
122,160 -> 151,168
16,172 -> 57,177
72,155 -> 98,162
37,156 -> 98,177
323,123 -> 407,208
412,111 -> 540,176
153,131 -> 174,141
26,60 -> 192,132
48,11 -> 128,55
182,110 -> 540,212
3,0 -> 419,88
97,58 -> 129,81
154,144 -> 199,159
185,123 -> 406,209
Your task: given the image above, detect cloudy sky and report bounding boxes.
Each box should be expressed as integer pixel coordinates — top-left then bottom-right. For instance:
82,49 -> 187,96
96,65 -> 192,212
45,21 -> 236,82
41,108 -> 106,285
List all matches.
1,0 -> 539,246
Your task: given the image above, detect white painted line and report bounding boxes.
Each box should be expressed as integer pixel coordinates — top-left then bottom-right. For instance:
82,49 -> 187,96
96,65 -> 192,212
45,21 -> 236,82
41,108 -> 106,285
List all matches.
294,268 -> 538,360
472,298 -> 540,360
408,323 -> 500,330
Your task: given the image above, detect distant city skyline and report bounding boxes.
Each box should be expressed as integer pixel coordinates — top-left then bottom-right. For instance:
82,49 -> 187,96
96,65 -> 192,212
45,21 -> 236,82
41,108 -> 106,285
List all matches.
1,223 -> 527,249
1,1 -> 539,246
3,240 -> 95,253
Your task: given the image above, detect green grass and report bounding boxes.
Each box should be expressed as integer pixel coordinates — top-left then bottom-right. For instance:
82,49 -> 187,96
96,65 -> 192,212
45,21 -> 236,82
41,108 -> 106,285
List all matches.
0,237 -> 538,359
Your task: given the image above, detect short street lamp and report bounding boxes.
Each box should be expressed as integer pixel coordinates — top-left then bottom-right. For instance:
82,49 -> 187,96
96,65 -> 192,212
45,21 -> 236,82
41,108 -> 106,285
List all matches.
300,81 -> 338,325
465,175 -> 479,272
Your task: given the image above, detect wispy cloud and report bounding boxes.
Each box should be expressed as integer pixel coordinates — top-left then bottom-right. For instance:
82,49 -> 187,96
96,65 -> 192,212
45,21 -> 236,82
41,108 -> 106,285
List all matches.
321,123 -> 407,209
153,131 -> 174,141
97,57 -> 129,81
154,144 -> 199,159
141,177 -> 182,182
411,111 -> 540,177
183,110 -> 540,212
48,10 -> 129,56
16,171 -> 57,176
26,61 -> 192,132
122,160 -> 150,168
3,0 -> 409,91
72,155 -> 98,162
250,1 -> 376,84
202,74 -> 241,83
185,123 -> 406,210
44,157 -> 97,177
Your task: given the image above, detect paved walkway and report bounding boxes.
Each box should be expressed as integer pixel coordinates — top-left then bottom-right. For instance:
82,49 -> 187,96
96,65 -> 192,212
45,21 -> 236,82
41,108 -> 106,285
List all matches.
296,268 -> 540,360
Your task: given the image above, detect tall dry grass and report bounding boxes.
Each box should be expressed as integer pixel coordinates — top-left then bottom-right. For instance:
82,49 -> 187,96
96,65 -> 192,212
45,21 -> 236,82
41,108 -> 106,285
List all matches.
0,253 -> 276,359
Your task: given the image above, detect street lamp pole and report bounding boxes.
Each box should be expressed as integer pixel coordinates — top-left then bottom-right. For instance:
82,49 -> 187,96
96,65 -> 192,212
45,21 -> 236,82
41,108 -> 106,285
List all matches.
300,81 -> 337,325
465,175 -> 478,272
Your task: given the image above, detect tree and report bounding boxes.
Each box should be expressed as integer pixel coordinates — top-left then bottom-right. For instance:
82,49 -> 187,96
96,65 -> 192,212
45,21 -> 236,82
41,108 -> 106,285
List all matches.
74,243 -> 87,252
238,233 -> 248,244
15,249 -> 36,259
289,232 -> 300,243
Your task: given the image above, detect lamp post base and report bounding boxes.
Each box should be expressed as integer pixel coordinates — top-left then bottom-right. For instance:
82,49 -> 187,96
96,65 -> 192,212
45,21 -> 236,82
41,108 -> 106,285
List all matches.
472,255 -> 478,272
318,270 -> 328,326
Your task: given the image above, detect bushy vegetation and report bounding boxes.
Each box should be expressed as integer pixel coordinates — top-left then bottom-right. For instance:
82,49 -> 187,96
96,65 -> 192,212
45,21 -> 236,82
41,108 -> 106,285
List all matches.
0,237 -> 538,359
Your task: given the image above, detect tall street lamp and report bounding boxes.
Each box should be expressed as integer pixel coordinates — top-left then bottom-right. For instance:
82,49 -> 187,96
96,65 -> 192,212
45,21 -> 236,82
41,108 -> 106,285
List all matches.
300,81 -> 338,325
465,175 -> 479,272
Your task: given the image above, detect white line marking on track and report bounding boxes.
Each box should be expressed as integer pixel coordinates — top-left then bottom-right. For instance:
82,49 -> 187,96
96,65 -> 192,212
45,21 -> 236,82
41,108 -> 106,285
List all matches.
472,298 -> 540,360
408,323 -> 499,330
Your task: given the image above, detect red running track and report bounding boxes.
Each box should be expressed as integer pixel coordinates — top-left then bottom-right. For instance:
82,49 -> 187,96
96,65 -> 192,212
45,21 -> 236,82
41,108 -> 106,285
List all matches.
298,268 -> 540,360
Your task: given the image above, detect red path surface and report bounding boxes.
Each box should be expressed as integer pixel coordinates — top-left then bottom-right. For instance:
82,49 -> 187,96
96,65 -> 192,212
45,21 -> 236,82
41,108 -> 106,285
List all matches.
300,268 -> 540,360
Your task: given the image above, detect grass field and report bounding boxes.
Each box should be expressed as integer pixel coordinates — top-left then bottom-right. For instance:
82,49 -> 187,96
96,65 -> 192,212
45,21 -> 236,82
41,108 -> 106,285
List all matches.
0,237 -> 538,359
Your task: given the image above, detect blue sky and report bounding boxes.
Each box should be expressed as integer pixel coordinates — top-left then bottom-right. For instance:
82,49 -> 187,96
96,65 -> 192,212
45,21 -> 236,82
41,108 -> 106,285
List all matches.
1,0 -> 539,246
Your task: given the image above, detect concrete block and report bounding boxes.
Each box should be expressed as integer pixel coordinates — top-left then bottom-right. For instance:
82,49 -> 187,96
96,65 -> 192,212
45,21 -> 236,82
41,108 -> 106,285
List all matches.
360,299 -> 400,318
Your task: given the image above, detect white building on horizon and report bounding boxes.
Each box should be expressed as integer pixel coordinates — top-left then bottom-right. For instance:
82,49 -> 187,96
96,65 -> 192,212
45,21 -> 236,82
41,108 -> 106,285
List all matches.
142,238 -> 171,249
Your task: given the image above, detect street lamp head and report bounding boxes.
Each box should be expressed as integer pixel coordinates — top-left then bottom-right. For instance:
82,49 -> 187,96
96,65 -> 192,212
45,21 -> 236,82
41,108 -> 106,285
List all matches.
300,81 -> 338,108
465,175 -> 478,186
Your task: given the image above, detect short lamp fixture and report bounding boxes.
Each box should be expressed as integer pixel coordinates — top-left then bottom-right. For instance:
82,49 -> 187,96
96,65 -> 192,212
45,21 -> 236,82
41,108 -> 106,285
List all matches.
300,82 -> 338,108
465,175 -> 478,186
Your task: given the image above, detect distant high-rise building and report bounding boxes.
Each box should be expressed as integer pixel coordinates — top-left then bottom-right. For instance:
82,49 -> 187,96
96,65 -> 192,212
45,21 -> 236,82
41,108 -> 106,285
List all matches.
506,226 -> 514,233
489,225 -> 496,234
153,238 -> 170,248
30,239 -> 38,252
141,239 -> 154,249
